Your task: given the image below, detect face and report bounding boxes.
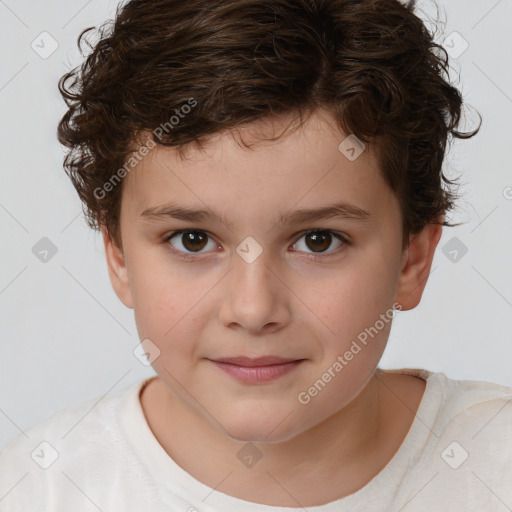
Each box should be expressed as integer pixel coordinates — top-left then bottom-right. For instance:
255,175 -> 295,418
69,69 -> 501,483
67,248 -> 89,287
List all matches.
104,108 -> 439,443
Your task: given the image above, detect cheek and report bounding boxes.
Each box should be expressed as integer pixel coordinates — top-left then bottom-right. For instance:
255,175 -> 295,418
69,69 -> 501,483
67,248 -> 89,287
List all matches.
129,272 -> 188,359
129,247 -> 191,322
129,267 -> 210,372
310,262 -> 396,334
302,253 -> 397,368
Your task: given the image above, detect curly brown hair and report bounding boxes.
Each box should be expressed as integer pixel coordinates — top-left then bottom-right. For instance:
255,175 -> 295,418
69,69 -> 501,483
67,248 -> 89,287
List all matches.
57,0 -> 480,251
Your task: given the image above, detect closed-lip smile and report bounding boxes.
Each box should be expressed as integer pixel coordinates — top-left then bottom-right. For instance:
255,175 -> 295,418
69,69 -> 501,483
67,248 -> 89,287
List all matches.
209,356 -> 303,367
207,356 -> 306,383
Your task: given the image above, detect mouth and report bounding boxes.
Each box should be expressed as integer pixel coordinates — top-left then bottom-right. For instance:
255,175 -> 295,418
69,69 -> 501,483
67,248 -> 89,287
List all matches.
210,356 -> 304,367
207,356 -> 306,383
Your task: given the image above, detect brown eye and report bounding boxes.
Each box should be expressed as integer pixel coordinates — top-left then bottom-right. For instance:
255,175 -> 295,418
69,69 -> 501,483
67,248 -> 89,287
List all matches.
182,231 -> 208,251
168,230 -> 215,253
292,230 -> 347,255
305,231 -> 332,252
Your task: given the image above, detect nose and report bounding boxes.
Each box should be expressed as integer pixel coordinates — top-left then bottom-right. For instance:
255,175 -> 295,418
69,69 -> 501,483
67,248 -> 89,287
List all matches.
218,248 -> 290,335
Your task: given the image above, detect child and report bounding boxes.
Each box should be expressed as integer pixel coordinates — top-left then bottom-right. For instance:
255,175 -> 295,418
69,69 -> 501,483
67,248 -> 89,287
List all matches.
1,0 -> 510,510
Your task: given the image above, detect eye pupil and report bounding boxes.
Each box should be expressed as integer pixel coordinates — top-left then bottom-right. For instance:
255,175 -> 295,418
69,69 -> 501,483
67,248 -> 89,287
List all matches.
306,231 -> 331,252
183,231 -> 208,251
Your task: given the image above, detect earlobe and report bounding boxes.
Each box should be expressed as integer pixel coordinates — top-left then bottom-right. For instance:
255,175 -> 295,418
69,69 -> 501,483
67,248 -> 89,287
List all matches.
101,227 -> 134,309
394,220 -> 443,311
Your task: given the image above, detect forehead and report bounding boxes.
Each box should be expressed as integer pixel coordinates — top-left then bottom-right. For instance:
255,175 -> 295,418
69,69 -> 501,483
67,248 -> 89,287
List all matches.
122,109 -> 394,222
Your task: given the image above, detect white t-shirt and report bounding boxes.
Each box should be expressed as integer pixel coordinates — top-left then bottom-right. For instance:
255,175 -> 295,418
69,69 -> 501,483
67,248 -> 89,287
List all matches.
1,368 -> 511,511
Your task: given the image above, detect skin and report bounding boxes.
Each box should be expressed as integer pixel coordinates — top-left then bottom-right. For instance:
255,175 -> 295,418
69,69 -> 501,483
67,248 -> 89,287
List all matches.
102,107 -> 441,507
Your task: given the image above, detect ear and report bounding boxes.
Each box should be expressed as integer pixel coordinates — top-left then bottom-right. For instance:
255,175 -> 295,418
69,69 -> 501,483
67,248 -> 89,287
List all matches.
101,227 -> 134,309
394,218 -> 443,311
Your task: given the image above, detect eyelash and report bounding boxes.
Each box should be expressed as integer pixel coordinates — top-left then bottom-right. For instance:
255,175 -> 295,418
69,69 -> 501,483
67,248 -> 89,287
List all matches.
161,229 -> 351,262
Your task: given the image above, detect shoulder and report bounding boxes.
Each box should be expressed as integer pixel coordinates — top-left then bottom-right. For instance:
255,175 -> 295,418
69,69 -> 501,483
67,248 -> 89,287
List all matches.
431,371 -> 512,432
385,367 -> 512,427
434,372 -> 512,463
422,371 -> 512,503
385,368 -> 512,466
0,378 -> 147,509
387,369 -> 512,508
400,368 -> 512,442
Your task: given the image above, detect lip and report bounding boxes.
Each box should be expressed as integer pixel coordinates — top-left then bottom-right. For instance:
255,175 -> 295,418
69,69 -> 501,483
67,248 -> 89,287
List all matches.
211,356 -> 301,367
208,357 -> 305,383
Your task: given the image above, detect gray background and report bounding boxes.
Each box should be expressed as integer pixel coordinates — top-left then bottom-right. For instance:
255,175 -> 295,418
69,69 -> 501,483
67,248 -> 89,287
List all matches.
1,0 -> 511,451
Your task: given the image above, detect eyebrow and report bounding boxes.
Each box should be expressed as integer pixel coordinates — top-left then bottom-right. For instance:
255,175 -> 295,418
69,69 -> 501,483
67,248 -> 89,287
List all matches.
139,201 -> 371,228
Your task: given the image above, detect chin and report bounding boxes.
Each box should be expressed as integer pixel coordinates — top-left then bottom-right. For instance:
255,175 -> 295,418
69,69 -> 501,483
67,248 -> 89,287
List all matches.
228,428 -> 293,444
220,416 -> 304,445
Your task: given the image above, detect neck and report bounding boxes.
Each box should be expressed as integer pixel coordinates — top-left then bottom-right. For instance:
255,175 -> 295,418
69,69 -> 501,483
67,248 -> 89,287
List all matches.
141,369 -> 389,506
